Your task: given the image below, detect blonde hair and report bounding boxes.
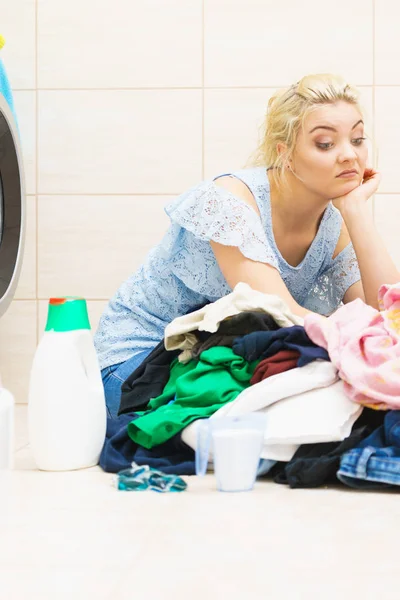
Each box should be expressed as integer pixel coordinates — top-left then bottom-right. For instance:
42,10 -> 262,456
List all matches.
250,73 -> 374,192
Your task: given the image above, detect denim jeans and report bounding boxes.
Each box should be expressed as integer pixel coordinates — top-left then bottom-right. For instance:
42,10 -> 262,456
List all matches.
101,349 -> 152,419
337,410 -> 400,489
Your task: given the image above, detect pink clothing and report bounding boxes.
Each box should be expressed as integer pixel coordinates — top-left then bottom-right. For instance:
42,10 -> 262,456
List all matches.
304,283 -> 400,409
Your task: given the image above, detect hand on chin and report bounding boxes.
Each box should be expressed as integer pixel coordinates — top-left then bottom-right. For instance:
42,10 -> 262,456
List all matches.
331,168 -> 381,214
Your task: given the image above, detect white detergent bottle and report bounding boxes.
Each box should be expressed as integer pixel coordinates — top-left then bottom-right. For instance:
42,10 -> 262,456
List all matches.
28,297 -> 107,471
0,387 -> 14,469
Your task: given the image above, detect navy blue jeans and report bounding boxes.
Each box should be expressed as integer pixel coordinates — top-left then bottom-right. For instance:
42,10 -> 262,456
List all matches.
101,349 -> 151,419
337,410 -> 400,489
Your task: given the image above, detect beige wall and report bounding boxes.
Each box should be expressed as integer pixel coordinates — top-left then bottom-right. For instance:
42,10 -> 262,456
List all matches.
0,0 -> 398,401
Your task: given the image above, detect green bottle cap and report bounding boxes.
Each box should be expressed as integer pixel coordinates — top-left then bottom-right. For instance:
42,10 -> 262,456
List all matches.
45,297 -> 91,332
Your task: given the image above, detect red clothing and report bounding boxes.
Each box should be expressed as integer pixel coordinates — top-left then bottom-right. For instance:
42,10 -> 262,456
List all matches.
251,349 -> 300,385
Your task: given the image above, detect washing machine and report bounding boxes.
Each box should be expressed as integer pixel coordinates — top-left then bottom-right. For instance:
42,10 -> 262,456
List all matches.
0,94 -> 25,317
0,93 -> 25,468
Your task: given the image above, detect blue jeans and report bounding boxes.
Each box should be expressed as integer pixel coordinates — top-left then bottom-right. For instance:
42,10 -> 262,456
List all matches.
337,410 -> 400,489
101,349 -> 152,419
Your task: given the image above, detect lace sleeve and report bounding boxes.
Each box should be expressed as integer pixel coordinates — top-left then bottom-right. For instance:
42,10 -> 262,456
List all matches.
164,180 -> 278,266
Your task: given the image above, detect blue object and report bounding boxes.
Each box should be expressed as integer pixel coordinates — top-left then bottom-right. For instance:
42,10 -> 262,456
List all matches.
0,58 -> 18,126
232,325 -> 330,365
337,410 -> 400,489
94,167 -> 361,372
114,462 -> 187,492
99,412 -> 196,475
101,348 -> 152,419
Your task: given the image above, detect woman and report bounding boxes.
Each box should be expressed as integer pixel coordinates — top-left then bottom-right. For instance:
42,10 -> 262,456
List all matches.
95,73 -> 399,419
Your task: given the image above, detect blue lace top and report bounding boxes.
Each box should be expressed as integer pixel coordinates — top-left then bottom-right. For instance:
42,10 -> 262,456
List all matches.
94,167 -> 361,370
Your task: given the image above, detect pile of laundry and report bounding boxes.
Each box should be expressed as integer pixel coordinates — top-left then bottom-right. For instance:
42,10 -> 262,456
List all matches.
100,282 -> 400,490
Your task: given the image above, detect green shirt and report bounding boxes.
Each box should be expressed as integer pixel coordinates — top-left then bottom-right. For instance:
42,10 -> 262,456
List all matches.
128,346 -> 258,449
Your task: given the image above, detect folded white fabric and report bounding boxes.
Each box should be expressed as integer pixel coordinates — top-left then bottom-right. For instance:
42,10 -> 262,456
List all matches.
164,282 -> 304,352
181,361 -> 363,462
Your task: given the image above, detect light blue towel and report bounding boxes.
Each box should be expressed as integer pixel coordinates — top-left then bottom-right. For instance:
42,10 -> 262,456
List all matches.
0,57 -> 17,126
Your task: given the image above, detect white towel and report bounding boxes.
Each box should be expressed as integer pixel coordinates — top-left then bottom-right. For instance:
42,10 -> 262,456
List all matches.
164,282 -> 303,353
181,361 -> 362,462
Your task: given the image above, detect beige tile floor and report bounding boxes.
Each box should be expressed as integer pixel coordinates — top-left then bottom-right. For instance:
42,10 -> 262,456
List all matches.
1,406 -> 399,600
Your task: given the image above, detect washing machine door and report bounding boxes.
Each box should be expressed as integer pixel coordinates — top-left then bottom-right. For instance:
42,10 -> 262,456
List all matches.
0,95 -> 25,318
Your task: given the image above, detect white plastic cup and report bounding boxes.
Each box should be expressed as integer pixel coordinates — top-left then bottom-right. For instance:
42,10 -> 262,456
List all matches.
196,414 -> 267,492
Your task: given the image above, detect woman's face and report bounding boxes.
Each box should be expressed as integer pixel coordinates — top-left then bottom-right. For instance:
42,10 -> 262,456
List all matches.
290,100 -> 369,199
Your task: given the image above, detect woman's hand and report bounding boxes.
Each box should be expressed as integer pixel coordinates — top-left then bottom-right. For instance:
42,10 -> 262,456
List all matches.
331,167 -> 399,309
332,168 -> 381,216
